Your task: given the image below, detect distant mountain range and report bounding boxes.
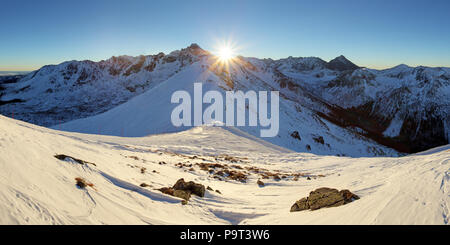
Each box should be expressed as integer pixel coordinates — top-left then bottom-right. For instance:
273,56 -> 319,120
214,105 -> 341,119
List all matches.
1,44 -> 448,156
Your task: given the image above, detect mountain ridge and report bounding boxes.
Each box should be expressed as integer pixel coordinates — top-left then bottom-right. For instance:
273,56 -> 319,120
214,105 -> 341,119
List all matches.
0,44 -> 448,155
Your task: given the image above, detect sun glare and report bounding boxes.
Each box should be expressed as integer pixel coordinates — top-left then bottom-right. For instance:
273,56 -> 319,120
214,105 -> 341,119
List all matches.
210,39 -> 242,72
217,45 -> 236,62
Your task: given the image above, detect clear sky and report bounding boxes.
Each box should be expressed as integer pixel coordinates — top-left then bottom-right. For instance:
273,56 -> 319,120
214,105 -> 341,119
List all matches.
1,0 -> 449,71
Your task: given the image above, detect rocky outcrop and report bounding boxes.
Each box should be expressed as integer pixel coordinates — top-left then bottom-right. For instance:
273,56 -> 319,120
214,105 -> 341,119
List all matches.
172,178 -> 206,197
54,154 -> 96,166
290,187 -> 359,212
158,178 -> 206,202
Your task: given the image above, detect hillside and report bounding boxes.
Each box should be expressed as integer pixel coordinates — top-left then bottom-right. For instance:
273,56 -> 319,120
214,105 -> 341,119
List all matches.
0,115 -> 448,224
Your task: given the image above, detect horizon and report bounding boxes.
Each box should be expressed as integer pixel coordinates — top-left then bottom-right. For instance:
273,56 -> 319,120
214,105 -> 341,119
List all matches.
1,45 -> 449,73
1,0 -> 450,71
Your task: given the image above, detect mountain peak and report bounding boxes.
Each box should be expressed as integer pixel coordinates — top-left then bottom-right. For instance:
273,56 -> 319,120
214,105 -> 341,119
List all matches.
327,55 -> 359,71
182,43 -> 209,57
188,43 -> 201,49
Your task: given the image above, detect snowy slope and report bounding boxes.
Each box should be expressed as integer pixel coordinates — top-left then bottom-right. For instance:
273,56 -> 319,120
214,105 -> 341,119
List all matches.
0,115 -> 448,224
55,57 -> 398,157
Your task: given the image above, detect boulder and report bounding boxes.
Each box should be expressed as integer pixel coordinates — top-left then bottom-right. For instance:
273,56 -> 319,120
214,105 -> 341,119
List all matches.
290,197 -> 309,212
173,178 -> 205,197
308,187 -> 345,210
173,189 -> 191,201
290,187 -> 359,212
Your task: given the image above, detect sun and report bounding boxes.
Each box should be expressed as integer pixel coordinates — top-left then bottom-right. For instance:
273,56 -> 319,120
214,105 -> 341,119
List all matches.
217,46 -> 235,62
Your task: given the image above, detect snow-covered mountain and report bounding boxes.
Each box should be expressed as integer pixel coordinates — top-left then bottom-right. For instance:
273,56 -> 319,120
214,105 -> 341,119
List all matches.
0,44 -> 208,126
0,44 -> 448,156
0,115 -> 448,224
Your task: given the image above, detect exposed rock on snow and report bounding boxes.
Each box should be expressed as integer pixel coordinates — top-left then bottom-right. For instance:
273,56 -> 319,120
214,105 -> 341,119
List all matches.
173,178 -> 206,198
158,178 -> 206,202
75,177 -> 94,189
290,187 -> 360,212
257,180 -> 265,187
54,154 -> 97,166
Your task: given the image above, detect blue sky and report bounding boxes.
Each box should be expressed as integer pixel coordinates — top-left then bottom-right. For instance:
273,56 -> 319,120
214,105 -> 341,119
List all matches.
1,0 -> 449,71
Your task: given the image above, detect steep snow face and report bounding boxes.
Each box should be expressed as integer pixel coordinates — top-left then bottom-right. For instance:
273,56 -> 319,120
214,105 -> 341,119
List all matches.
0,44 -> 207,126
0,116 -> 448,225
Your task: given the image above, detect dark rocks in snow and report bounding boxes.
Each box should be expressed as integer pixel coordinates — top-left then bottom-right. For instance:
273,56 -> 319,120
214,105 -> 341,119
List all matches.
158,178 -> 206,202
75,177 -> 94,189
173,178 -> 205,198
257,180 -> 265,187
290,187 -> 359,212
55,154 -> 96,166
158,187 -> 174,196
313,136 -> 325,145
140,183 -> 151,188
290,131 -> 301,141
291,197 -> 309,211
173,189 -> 191,201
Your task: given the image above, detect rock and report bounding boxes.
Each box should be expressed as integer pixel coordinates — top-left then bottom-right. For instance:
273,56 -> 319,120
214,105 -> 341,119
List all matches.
181,200 -> 188,205
55,154 -> 96,166
313,136 -> 325,145
75,177 -> 94,189
273,175 -> 281,181
173,178 -> 205,197
173,189 -> 191,201
75,178 -> 87,189
207,186 -> 213,191
257,180 -> 265,187
140,183 -> 150,187
290,197 -> 309,212
158,187 -> 174,196
215,190 -> 222,194
290,187 -> 359,212
340,189 -> 360,201
290,131 -> 301,140
308,187 -> 344,210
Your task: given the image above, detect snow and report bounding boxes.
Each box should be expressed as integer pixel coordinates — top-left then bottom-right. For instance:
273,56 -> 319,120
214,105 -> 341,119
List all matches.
53,57 -> 398,157
0,115 -> 448,224
383,113 -> 404,137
